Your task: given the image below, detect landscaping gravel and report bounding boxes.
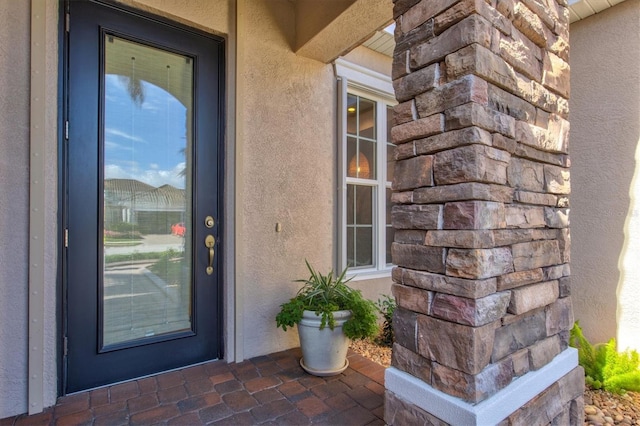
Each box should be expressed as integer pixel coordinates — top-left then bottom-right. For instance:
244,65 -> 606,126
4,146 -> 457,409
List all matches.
584,387 -> 640,425
350,339 -> 391,367
349,340 -> 640,425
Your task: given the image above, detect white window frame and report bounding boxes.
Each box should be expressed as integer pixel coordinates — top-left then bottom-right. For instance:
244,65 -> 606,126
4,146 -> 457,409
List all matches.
335,59 -> 396,279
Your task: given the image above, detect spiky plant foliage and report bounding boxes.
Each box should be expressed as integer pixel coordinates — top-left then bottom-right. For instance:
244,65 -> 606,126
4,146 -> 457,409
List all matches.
570,322 -> 640,393
375,295 -> 396,347
276,260 -> 378,340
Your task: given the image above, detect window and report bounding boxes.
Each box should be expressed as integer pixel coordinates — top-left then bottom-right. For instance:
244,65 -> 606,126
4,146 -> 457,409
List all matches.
336,60 -> 396,276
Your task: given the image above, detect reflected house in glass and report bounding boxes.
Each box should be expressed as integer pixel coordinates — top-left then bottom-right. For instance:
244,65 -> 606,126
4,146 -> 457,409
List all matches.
104,178 -> 186,235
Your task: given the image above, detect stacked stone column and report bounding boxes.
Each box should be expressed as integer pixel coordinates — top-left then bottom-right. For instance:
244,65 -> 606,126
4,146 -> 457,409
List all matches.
385,0 -> 584,424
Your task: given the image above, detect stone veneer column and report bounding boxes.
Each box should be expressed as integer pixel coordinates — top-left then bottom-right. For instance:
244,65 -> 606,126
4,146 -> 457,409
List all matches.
384,0 -> 584,424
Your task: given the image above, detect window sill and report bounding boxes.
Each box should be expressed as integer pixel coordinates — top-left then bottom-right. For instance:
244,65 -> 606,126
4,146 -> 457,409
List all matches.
346,268 -> 393,281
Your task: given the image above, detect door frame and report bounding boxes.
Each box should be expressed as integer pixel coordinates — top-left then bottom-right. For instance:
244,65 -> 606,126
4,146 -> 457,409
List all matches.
59,0 -> 226,395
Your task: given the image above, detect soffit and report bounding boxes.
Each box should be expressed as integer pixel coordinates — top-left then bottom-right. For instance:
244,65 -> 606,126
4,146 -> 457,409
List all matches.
568,0 -> 627,22
294,0 -> 392,63
362,29 -> 395,57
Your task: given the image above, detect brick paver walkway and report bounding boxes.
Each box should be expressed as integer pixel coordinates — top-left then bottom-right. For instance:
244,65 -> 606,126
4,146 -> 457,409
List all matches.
1,348 -> 386,425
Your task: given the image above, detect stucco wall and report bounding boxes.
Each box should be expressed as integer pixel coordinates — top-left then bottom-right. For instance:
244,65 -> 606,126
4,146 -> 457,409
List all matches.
120,0 -> 229,36
295,0 -> 354,49
0,0 -> 59,417
570,0 -> 640,352
236,1 -> 394,358
237,0 -> 338,358
0,0 -> 30,418
42,0 -> 61,412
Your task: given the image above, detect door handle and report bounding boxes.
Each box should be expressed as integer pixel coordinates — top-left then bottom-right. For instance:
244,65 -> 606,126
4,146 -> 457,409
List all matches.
205,235 -> 215,275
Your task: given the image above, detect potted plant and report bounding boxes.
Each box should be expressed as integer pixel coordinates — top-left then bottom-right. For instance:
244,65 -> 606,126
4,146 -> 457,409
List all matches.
276,260 -> 378,376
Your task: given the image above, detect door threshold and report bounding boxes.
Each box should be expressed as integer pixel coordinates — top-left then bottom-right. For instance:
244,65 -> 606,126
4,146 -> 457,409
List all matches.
64,357 -> 223,397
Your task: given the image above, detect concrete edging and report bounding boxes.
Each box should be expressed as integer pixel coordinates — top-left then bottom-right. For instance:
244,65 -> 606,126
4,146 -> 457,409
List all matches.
385,348 -> 579,425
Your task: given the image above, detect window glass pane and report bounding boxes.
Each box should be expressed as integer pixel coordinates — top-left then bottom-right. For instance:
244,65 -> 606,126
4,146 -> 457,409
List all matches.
359,140 -> 376,180
386,226 -> 394,265
347,94 -> 357,135
355,185 -> 373,225
347,227 -> 355,268
344,92 -> 396,272
346,185 -> 355,225
347,137 -> 357,178
103,35 -> 192,348
359,98 -> 376,139
355,227 -> 373,267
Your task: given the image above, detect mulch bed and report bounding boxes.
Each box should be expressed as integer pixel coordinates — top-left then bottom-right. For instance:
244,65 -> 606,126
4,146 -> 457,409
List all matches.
350,340 -> 640,425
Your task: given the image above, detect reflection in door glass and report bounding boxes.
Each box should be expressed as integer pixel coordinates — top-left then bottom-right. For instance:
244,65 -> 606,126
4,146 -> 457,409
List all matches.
102,36 -> 193,348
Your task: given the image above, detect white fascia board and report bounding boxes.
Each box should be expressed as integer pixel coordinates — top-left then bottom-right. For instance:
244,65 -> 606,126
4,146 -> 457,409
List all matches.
334,58 -> 394,100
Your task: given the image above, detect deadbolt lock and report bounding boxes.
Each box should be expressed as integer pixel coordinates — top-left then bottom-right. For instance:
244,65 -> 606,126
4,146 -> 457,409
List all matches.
205,216 -> 215,228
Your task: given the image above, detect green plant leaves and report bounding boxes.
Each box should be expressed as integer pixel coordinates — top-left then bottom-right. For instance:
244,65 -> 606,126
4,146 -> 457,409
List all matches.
342,293 -> 378,340
375,295 -> 395,347
275,298 -> 305,331
275,260 -> 378,340
570,322 -> 640,394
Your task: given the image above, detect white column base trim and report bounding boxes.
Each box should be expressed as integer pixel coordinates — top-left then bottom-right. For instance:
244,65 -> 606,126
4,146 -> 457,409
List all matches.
385,348 -> 579,425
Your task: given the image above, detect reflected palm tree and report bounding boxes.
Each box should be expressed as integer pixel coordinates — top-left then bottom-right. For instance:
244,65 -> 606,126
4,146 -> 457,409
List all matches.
118,75 -> 145,107
178,147 -> 187,178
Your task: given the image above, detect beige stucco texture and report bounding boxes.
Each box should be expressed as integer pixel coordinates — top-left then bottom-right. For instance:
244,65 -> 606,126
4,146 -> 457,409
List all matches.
121,0 -> 229,35
0,0 -> 60,416
236,0 -> 393,359
237,0 -> 337,358
0,0 -> 31,417
571,0 -> 640,352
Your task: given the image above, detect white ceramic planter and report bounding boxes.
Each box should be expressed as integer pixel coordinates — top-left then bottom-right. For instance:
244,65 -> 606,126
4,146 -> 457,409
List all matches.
297,309 -> 352,376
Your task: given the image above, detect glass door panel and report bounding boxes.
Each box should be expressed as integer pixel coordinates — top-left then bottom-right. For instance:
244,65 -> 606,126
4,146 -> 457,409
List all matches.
102,36 -> 193,349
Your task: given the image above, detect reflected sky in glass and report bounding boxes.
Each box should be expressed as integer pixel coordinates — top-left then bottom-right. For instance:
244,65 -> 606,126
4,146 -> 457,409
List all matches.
104,75 -> 187,189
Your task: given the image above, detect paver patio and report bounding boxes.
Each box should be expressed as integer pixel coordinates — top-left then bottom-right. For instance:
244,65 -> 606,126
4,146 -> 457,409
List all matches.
1,348 -> 386,426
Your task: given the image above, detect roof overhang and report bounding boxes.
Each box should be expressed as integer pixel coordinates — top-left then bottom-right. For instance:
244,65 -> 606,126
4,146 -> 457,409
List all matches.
294,0 -> 393,63
361,24 -> 395,57
568,0 -> 627,23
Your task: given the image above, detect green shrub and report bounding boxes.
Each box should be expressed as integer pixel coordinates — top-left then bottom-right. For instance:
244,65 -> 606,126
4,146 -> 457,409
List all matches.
109,221 -> 138,233
104,249 -> 179,264
569,322 -> 640,393
148,250 -> 185,285
375,295 -> 395,347
104,222 -> 143,240
275,260 -> 378,341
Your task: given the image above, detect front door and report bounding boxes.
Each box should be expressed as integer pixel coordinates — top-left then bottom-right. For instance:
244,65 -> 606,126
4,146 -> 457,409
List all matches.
65,0 -> 224,393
